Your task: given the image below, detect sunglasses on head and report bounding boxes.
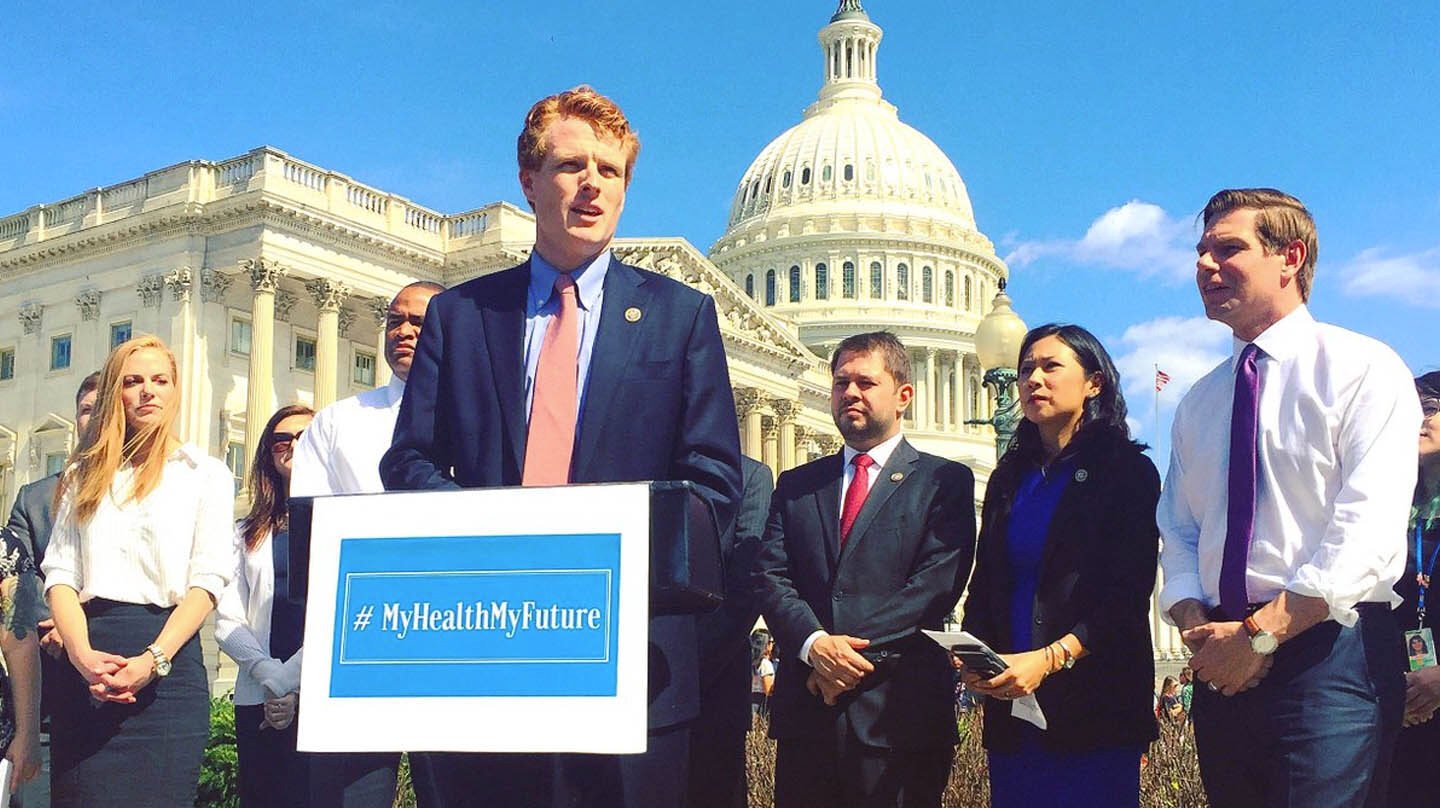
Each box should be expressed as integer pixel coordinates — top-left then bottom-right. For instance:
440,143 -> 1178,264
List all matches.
271,430 -> 304,453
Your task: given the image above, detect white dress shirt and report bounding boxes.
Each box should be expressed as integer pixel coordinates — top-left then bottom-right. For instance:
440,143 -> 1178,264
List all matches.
800,431 -> 907,663
1158,306 -> 1420,626
291,376 -> 405,497
215,529 -> 303,706
42,444 -> 237,606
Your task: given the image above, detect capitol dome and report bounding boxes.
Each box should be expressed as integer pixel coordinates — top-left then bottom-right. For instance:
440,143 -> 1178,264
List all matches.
709,0 -> 1012,469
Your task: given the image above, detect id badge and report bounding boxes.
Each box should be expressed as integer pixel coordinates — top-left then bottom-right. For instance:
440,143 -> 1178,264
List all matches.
1406,628 -> 1437,671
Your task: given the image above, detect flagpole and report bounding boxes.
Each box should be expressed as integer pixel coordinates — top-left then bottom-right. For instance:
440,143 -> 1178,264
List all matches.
1154,363 -> 1162,465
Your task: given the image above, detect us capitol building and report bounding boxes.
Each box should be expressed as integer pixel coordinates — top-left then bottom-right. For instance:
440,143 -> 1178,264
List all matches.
0,1 -> 1185,669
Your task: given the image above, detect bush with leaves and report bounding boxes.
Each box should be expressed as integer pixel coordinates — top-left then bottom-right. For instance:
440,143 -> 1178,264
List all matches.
197,696 -> 239,808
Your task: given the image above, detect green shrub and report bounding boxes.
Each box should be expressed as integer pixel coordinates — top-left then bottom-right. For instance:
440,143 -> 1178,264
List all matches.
197,696 -> 240,808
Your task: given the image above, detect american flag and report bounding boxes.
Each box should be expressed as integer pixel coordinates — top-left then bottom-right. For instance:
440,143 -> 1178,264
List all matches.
1155,368 -> 1172,393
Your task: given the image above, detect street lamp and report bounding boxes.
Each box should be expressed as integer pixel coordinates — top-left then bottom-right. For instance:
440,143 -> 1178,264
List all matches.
967,278 -> 1028,459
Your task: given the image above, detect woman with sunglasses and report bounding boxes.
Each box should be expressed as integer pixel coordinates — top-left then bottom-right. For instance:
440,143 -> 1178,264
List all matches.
217,404 -> 314,807
1391,371 -> 1440,801
41,336 -> 237,806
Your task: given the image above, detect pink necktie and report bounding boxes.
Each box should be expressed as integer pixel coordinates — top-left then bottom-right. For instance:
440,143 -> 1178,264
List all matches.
522,274 -> 578,486
839,453 -> 875,546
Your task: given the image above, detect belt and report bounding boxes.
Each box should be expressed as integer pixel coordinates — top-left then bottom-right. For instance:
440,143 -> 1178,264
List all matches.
1206,601 -> 1389,622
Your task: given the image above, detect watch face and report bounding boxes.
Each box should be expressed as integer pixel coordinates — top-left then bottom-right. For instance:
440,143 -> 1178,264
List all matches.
156,658 -> 172,676
1251,633 -> 1278,655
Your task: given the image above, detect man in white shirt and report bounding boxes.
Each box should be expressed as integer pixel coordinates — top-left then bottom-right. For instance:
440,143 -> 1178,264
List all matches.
290,279 -> 443,808
1158,188 -> 1420,807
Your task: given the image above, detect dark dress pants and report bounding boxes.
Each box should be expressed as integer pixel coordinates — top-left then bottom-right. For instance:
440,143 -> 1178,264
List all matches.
1191,603 -> 1404,808
774,711 -> 951,808
235,704 -> 310,808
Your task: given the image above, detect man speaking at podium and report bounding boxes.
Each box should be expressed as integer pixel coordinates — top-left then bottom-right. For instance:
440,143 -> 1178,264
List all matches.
381,86 -> 742,808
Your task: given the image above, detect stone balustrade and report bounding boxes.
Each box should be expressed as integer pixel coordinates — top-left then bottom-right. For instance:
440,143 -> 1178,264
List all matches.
0,147 -> 510,257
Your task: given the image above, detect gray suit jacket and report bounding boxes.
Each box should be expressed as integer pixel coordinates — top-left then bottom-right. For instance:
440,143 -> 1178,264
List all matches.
6,473 -> 58,568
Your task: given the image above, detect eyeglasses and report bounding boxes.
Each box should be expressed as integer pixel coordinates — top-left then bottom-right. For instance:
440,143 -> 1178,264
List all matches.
1424,399 -> 1440,419
271,430 -> 304,453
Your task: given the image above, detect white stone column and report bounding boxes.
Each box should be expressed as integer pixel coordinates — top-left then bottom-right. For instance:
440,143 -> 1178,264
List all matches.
162,268 -> 200,446
368,297 -> 391,388
736,388 -> 765,460
924,348 -> 938,431
243,259 -> 285,464
909,351 -> 926,427
939,353 -> 953,432
775,400 -> 798,473
761,417 -> 779,478
307,278 -> 351,409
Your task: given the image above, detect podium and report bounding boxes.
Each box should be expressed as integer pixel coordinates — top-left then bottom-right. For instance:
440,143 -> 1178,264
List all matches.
286,481 -> 724,754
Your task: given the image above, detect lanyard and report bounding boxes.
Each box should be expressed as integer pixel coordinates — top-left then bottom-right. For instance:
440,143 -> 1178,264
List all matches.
1417,522 -> 1440,629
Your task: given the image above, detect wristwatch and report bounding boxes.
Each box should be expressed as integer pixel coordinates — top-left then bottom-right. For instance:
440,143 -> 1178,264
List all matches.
1242,616 -> 1278,656
146,643 -> 173,677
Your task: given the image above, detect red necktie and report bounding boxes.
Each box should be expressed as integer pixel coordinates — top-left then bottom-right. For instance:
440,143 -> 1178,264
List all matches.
522,274 -> 578,486
840,453 -> 875,545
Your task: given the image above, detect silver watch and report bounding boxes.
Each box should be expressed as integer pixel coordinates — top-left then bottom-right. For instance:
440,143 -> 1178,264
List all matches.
146,643 -> 173,677
1243,616 -> 1278,656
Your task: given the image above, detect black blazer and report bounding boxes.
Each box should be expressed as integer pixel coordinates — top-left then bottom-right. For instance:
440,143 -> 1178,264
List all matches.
755,439 -> 976,749
380,257 -> 743,730
5,473 -> 58,567
962,429 -> 1160,753
696,455 -> 774,737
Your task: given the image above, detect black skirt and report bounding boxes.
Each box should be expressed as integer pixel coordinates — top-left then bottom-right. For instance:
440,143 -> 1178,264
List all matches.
49,598 -> 209,807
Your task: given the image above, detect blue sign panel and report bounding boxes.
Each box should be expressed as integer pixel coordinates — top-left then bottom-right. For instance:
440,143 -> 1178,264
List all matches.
330,532 -> 622,698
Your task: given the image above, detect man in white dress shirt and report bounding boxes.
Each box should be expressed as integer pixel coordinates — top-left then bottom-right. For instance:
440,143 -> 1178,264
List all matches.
290,279 -> 443,807
1158,188 -> 1420,807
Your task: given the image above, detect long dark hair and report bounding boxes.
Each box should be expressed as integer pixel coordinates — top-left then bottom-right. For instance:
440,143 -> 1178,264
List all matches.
991,323 -> 1138,494
239,404 -> 313,552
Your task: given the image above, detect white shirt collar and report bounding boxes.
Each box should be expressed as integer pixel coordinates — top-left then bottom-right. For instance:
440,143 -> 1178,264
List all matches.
842,430 -> 905,469
385,375 -> 406,406
1233,304 -> 1314,367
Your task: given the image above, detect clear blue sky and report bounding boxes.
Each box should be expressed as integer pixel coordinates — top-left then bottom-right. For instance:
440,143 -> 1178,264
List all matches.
2,1 -> 1435,446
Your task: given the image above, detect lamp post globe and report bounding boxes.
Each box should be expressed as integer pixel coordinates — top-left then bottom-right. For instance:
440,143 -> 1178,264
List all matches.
968,278 -> 1027,458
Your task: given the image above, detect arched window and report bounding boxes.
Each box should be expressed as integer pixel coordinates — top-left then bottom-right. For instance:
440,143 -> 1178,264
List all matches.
745,274 -> 754,299
801,167 -> 812,185
764,175 -> 772,194
944,271 -> 955,307
789,265 -> 801,303
896,263 -> 910,300
865,160 -> 875,181
969,378 -> 980,421
815,263 -> 829,299
822,164 -> 833,183
765,269 -> 776,307
751,180 -> 760,202
843,164 -> 854,182
869,261 -> 883,299
782,169 -> 792,188
964,276 -> 972,310
922,266 -> 934,303
842,261 -> 856,299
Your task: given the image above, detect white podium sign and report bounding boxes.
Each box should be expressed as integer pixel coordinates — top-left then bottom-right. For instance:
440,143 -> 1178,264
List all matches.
296,483 -> 651,754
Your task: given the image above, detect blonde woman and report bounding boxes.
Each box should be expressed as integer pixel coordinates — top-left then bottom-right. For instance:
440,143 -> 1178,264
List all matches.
41,335 -> 237,806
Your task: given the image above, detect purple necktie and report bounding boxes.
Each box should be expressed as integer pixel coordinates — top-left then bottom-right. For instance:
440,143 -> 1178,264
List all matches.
1219,343 -> 1261,621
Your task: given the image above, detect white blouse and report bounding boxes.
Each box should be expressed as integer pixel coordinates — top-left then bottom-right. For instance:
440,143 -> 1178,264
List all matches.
215,528 -> 303,705
42,443 -> 238,607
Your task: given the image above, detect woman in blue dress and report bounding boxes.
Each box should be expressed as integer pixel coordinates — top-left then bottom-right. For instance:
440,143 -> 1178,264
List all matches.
961,323 -> 1161,807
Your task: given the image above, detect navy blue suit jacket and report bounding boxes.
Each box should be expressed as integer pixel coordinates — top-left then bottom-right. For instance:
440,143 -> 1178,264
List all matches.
381,256 -> 743,729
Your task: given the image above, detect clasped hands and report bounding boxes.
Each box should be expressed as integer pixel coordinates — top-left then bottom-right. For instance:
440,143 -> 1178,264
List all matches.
1182,621 -> 1273,696
69,645 -> 155,704
805,633 -> 873,706
960,649 -> 1052,700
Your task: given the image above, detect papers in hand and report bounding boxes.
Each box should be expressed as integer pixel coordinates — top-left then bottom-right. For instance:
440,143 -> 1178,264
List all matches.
921,629 -> 1048,730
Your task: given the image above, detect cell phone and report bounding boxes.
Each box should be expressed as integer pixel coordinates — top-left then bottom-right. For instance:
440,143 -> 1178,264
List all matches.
951,645 -> 1009,679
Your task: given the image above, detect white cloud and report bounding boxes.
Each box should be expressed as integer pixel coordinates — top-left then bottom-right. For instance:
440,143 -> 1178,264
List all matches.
1340,246 -> 1440,306
1108,315 -> 1231,448
1005,200 -> 1197,281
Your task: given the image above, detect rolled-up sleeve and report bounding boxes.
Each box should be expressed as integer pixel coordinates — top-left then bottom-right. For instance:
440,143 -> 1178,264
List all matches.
40,492 -> 81,595
1286,359 -> 1419,626
187,461 -> 239,600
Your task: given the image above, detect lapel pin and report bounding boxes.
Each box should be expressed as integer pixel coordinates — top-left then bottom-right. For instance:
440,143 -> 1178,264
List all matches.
1074,468 -> 1089,483
890,472 -> 904,482
625,307 -> 643,323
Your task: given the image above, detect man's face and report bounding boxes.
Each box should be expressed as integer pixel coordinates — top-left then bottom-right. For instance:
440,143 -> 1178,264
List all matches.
1194,208 -> 1304,340
75,389 -> 98,436
830,349 -> 912,451
520,116 -> 629,271
385,285 -> 440,381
